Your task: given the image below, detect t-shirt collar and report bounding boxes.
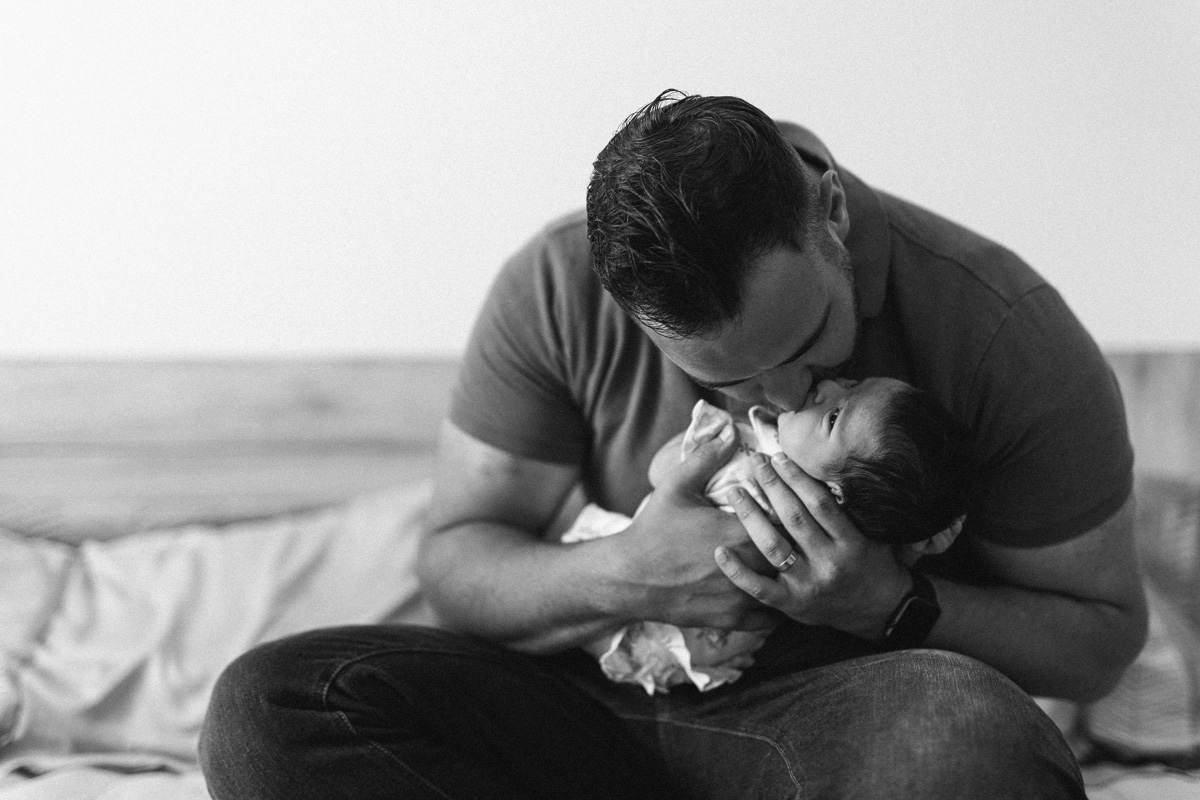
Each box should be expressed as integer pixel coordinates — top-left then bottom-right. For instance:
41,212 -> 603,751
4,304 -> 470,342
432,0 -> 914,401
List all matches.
776,121 -> 891,320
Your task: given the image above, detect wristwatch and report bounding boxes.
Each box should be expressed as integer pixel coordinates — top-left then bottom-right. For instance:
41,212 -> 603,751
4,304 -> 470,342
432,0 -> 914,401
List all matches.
880,570 -> 940,650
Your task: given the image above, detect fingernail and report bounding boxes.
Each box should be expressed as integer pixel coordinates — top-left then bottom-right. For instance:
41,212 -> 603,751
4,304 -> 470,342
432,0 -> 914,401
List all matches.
692,422 -> 718,443
718,423 -> 735,444
771,452 -> 790,466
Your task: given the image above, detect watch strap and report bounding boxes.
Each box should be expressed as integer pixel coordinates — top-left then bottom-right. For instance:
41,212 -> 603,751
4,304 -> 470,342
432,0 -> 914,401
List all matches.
881,570 -> 941,650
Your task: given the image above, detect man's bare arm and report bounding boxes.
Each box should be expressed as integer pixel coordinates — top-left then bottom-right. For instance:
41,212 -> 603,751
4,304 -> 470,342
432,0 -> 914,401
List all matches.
717,453 -> 1147,702
929,495 -> 1146,700
418,421 -> 773,655
418,422 -> 612,653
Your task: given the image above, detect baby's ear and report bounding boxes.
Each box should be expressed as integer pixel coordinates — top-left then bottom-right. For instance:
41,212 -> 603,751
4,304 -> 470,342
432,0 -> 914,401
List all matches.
906,515 -> 966,556
825,482 -> 845,504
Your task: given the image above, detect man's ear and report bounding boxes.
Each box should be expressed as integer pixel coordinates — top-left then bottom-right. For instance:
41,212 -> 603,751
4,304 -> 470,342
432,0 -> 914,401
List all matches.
825,481 -> 845,504
817,169 -> 850,242
906,515 -> 966,557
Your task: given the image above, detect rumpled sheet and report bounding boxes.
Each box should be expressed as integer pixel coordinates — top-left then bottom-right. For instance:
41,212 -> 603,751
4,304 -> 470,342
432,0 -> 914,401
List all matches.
1,467 -> 1197,800
0,482 -> 434,799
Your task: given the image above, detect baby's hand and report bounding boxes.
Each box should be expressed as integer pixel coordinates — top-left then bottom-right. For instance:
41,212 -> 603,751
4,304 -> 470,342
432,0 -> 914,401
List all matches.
682,626 -> 773,669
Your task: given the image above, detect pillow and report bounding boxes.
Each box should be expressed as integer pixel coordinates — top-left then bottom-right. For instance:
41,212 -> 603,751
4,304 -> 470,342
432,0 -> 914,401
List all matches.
0,481 -> 434,771
0,531 -> 74,748
1077,473 -> 1200,768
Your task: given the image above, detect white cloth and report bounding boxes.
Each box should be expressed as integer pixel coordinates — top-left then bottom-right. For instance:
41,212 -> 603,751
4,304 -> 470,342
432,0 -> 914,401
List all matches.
562,400 -> 780,694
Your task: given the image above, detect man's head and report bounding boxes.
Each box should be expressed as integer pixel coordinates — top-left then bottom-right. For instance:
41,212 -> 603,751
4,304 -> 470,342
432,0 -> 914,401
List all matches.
587,90 -> 857,410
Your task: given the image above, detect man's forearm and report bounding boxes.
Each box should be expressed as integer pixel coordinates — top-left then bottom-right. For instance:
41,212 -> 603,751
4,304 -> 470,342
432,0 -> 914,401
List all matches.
921,498 -> 1149,702
417,521 -> 633,654
926,576 -> 1147,701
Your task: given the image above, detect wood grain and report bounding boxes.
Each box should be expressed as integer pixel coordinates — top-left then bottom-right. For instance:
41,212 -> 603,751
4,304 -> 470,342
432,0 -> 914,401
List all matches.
0,353 -> 1195,541
0,359 -> 457,540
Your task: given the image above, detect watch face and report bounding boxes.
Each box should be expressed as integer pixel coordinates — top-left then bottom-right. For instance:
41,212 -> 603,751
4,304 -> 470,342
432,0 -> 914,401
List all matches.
884,588 -> 940,650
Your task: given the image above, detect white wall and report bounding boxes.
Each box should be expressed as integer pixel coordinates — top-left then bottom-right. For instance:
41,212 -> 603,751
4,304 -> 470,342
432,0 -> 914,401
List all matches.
2,1 -> 1197,357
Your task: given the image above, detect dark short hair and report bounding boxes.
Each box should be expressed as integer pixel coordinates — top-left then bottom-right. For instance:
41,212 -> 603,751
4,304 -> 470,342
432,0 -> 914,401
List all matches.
827,385 -> 974,545
586,90 -> 815,337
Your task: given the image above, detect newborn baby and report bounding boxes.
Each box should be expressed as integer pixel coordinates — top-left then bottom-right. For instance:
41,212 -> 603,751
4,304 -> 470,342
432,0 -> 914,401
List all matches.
563,377 -> 971,694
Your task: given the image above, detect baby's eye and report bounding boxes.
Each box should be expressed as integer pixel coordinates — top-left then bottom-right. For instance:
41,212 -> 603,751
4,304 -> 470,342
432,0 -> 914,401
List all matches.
827,408 -> 841,429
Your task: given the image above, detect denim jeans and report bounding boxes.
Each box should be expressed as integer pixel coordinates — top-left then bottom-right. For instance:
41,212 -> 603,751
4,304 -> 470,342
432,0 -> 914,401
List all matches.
199,623 -> 1086,800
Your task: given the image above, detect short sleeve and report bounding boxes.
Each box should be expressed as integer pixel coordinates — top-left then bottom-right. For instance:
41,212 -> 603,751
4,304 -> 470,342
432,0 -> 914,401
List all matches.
967,285 -> 1134,546
448,225 -> 588,465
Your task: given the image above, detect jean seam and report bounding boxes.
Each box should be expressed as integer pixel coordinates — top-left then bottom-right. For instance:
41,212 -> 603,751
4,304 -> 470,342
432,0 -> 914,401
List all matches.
329,707 -> 453,800
318,646 -> 513,800
621,712 -> 805,795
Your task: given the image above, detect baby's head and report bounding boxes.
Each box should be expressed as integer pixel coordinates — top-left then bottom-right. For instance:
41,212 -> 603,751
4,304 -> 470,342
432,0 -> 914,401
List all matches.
776,378 -> 972,552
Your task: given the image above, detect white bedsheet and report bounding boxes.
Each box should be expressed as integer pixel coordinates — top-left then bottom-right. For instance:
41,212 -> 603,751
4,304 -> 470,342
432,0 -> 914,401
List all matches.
0,481 -> 434,799
1,477 -> 1196,800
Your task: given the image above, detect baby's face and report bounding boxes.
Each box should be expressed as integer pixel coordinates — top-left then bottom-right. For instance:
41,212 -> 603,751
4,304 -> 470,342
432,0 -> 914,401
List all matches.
775,377 -> 905,479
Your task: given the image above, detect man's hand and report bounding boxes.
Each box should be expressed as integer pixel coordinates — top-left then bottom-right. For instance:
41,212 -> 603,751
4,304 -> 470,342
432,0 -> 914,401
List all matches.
614,422 -> 778,632
714,451 -> 910,640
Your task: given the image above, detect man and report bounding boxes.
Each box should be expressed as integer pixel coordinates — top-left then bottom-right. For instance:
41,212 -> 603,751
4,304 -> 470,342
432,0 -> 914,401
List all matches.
201,91 -> 1147,799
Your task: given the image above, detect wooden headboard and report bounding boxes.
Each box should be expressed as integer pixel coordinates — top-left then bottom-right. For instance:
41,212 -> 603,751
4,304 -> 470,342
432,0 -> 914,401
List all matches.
0,352 -> 1196,542
0,359 -> 457,540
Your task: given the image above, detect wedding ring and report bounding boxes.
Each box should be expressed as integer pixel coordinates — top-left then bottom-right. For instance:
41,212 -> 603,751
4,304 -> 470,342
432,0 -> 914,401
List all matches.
777,550 -> 799,572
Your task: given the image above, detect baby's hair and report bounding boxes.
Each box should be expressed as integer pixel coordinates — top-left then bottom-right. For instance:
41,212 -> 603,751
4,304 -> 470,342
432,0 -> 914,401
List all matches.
825,384 -> 972,544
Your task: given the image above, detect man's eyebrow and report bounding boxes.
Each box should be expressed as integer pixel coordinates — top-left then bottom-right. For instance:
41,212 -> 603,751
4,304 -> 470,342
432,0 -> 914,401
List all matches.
693,303 -> 832,390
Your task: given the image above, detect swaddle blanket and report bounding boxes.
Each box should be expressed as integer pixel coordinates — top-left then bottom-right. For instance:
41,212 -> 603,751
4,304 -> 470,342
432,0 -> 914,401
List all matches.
683,400 -> 783,517
562,400 -> 780,694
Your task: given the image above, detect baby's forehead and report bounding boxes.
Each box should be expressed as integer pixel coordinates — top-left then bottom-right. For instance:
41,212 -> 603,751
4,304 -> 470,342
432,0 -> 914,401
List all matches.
856,377 -> 908,417
848,378 -> 909,446
862,375 -> 908,397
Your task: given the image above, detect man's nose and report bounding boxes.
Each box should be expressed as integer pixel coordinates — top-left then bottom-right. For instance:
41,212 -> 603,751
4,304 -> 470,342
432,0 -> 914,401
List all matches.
811,379 -> 847,405
758,367 -> 813,412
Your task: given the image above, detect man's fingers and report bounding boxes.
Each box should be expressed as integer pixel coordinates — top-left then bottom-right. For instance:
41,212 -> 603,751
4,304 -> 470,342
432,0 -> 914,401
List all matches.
761,452 -> 855,542
728,486 -> 804,571
742,452 -> 827,549
715,546 -> 787,609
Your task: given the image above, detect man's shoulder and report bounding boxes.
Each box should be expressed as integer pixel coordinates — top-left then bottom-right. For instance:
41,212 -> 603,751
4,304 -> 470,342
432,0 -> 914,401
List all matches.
542,208 -> 588,239
506,209 -> 592,282
878,190 -> 1047,306
492,209 -> 599,306
534,209 -> 590,265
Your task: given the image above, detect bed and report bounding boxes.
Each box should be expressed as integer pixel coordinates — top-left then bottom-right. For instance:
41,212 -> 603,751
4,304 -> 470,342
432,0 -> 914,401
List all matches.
0,354 -> 1197,799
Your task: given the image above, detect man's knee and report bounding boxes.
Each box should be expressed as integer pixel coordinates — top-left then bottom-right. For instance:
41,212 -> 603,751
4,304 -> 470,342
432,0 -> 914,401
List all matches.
200,626 -> 447,781
859,650 -> 1083,799
200,636 -> 294,774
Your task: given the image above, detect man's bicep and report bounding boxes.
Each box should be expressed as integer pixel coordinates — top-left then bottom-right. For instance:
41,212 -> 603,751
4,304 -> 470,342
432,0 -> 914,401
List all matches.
427,420 -> 582,536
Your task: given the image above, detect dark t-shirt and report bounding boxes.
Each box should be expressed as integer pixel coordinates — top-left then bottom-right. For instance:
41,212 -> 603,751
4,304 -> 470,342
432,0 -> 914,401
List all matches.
449,129 -> 1133,583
